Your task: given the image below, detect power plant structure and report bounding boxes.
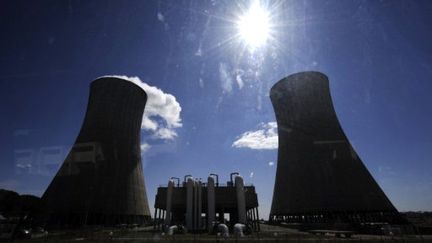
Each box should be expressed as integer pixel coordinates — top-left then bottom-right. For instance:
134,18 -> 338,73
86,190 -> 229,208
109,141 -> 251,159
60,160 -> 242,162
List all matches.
269,71 -> 403,226
42,77 -> 151,226
154,173 -> 260,233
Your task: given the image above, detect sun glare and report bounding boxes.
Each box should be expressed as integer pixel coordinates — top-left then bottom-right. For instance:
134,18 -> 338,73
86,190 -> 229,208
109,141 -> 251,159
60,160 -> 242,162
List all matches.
237,2 -> 271,49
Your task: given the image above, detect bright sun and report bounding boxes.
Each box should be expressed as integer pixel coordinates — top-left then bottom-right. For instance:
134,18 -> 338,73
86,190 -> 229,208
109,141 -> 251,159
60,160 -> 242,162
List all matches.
237,2 -> 271,49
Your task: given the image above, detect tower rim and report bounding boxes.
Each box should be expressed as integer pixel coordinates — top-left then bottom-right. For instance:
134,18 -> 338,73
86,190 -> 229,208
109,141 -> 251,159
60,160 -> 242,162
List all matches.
92,76 -> 147,98
270,71 -> 328,95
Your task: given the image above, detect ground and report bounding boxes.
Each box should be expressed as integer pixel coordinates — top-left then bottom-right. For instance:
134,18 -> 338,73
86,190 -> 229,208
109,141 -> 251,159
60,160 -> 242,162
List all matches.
6,223 -> 432,242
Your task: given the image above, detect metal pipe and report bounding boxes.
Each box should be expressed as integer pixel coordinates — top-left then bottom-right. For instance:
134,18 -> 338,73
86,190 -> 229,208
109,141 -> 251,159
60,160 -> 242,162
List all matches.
197,180 -> 202,229
230,172 -> 239,186
193,180 -> 198,230
235,175 -> 246,224
234,223 -> 246,237
207,176 -> 215,233
217,223 -> 229,238
170,177 -> 180,187
184,174 -> 192,184
165,179 -> 174,226
167,225 -> 178,235
186,177 -> 194,230
209,173 -> 219,187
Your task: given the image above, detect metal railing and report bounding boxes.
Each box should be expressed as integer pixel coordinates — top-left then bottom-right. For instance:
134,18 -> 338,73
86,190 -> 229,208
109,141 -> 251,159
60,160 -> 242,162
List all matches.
158,183 -> 254,188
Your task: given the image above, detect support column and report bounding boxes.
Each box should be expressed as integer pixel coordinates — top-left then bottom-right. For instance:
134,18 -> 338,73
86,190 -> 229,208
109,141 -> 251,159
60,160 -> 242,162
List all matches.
160,210 -> 164,231
252,207 -> 257,231
157,208 -> 161,230
153,208 -> 158,229
255,207 -> 260,231
219,209 -> 224,223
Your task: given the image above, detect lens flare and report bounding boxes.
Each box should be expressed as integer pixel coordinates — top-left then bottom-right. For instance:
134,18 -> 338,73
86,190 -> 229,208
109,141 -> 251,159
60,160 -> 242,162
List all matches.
237,2 -> 271,49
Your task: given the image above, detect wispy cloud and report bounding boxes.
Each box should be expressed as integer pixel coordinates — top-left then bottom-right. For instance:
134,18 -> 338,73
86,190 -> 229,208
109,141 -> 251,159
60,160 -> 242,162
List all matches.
157,12 -> 165,22
235,69 -> 244,90
156,12 -> 169,30
101,75 -> 182,141
219,62 -> 233,93
268,161 -> 274,166
378,165 -> 397,176
232,122 -> 278,150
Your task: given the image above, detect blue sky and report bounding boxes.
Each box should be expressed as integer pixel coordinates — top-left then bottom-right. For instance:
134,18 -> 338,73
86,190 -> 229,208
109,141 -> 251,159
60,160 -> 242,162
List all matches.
1,1 -> 432,219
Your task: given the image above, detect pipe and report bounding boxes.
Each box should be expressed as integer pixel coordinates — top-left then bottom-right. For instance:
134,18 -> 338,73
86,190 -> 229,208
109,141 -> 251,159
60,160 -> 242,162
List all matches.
209,173 -> 219,187
235,175 -> 246,224
170,177 -> 180,187
233,223 -> 246,237
207,176 -> 215,233
230,172 -> 239,186
186,177 -> 194,230
167,225 -> 178,235
217,223 -> 229,238
164,179 -> 174,226
197,180 -> 202,230
193,180 -> 198,230
184,174 -> 192,184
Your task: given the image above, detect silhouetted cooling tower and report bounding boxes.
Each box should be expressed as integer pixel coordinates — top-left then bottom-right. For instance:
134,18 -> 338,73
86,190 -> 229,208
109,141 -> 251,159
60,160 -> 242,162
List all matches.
269,71 -> 401,224
42,77 -> 151,226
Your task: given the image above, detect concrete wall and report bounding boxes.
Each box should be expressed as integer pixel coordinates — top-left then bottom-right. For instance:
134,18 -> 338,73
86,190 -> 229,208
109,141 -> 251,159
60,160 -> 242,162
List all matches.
269,72 -> 397,221
42,77 -> 151,226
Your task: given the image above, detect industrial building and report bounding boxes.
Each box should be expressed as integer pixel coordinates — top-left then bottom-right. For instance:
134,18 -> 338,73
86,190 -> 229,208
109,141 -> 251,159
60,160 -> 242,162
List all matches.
269,71 -> 402,225
154,173 -> 260,233
42,77 -> 151,226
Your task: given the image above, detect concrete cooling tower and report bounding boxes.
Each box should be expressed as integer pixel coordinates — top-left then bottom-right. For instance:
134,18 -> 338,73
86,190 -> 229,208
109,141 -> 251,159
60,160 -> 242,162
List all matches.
42,77 -> 151,226
269,71 -> 402,225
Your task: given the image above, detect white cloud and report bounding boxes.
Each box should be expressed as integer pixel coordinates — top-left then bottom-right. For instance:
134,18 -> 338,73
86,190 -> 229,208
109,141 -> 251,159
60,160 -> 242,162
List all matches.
140,143 -> 151,153
232,122 -> 278,150
268,161 -> 274,166
141,116 -> 158,131
195,47 -> 202,57
100,75 -> 182,141
154,128 -> 177,140
249,172 -> 254,178
219,62 -> 233,93
157,12 -> 165,22
235,69 -> 244,89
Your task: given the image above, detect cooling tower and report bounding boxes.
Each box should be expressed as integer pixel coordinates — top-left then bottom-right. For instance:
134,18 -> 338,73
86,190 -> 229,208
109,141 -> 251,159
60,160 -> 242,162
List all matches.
42,77 -> 151,226
269,71 -> 401,224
